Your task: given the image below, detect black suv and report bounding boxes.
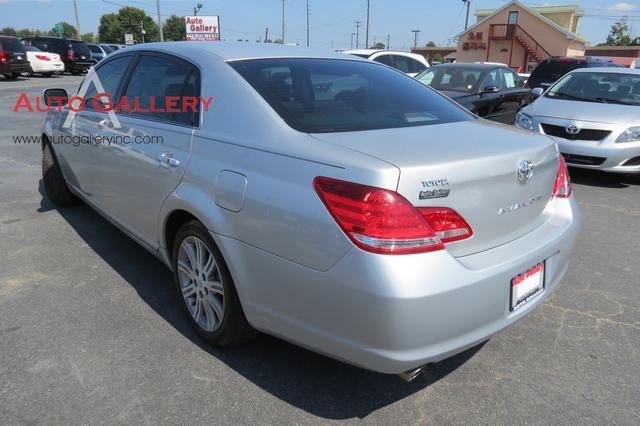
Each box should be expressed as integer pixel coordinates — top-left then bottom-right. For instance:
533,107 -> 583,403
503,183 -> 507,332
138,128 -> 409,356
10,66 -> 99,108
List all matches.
0,35 -> 31,79
21,36 -> 93,74
527,56 -> 624,90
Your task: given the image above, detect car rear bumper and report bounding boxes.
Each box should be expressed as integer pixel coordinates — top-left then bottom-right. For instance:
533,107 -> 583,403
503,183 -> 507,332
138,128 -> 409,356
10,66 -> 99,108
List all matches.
0,63 -> 32,74
66,61 -> 93,72
30,61 -> 64,73
555,138 -> 640,174
213,196 -> 582,374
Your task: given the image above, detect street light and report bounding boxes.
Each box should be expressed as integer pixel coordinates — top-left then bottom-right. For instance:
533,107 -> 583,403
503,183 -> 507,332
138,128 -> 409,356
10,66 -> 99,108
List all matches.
350,32 -> 355,49
462,0 -> 472,30
194,2 -> 202,16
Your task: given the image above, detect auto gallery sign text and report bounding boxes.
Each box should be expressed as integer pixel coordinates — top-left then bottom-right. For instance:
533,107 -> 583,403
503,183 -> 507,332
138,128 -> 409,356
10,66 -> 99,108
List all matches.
185,15 -> 220,41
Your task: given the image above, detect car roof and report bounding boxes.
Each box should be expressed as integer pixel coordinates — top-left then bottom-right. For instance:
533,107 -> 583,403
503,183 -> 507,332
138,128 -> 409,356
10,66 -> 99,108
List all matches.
343,49 -> 419,57
122,41 -> 363,62
570,67 -> 640,75
431,63 -> 503,69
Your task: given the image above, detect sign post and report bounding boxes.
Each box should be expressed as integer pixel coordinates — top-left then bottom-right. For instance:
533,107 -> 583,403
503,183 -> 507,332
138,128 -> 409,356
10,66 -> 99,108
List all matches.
124,33 -> 134,46
185,15 -> 220,41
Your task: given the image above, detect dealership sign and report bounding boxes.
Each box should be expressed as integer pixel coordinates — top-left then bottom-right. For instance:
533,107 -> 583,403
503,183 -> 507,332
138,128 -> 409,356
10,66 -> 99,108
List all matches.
463,31 -> 486,50
185,16 -> 220,41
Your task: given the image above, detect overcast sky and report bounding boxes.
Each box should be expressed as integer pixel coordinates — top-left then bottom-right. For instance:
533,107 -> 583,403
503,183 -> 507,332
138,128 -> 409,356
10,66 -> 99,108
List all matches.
0,0 -> 637,49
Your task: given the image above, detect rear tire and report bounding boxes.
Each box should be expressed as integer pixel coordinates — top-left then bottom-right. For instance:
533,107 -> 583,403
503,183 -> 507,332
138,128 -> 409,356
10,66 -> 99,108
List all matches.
42,141 -> 76,206
172,220 -> 255,346
70,70 -> 81,75
4,73 -> 19,80
42,72 -> 53,77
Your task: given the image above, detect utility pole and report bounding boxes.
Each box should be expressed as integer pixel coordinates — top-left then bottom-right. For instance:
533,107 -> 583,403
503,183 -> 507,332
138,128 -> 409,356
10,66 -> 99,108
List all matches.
350,32 -> 355,49
72,0 -> 80,39
306,0 -> 310,47
365,0 -> 370,49
386,34 -> 390,49
412,29 -> 420,49
264,27 -> 269,43
463,0 -> 472,30
281,0 -> 286,44
156,0 -> 163,42
354,20 -> 361,49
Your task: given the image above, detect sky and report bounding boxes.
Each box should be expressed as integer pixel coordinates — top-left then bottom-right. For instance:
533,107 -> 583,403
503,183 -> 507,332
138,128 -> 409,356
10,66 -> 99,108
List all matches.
0,0 -> 637,49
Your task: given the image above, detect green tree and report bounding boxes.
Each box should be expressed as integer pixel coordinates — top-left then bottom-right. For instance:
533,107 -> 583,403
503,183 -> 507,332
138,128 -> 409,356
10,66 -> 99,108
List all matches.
432,53 -> 444,63
372,42 -> 385,49
1,27 -> 17,36
163,15 -> 186,41
98,7 -> 159,44
98,13 -> 122,43
425,40 -> 437,47
48,21 -> 77,38
81,32 -> 95,43
273,38 -> 283,44
604,21 -> 634,46
17,28 -> 39,37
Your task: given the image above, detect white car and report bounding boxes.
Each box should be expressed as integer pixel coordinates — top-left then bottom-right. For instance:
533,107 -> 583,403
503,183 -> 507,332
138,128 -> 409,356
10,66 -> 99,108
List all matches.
343,49 -> 429,77
23,45 -> 64,76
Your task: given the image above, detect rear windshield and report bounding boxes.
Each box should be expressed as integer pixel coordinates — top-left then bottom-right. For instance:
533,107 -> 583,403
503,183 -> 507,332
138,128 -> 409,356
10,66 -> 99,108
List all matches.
1,37 -> 26,53
100,44 -> 114,54
230,58 -> 471,133
87,44 -> 102,53
70,41 -> 91,55
530,59 -> 586,81
546,71 -> 640,106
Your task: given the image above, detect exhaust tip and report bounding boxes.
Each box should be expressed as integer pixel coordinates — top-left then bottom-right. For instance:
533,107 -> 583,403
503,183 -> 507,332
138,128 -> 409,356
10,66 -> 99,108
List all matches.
398,365 -> 427,382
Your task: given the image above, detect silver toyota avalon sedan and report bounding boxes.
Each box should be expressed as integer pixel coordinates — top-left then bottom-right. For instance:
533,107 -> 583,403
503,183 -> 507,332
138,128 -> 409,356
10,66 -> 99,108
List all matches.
40,42 -> 581,379
516,67 -> 640,174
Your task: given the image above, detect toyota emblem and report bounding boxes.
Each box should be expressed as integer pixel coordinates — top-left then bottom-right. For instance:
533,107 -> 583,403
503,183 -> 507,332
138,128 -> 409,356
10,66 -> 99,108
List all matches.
517,160 -> 534,184
565,123 -> 580,135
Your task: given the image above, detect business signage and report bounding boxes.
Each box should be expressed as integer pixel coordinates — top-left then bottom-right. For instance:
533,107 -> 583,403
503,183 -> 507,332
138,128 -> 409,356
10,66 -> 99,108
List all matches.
124,33 -> 134,45
463,31 -> 486,50
185,15 -> 220,41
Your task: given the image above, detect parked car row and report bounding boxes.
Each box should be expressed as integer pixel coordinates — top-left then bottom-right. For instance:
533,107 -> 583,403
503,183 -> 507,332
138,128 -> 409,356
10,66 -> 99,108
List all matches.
0,33 -> 123,79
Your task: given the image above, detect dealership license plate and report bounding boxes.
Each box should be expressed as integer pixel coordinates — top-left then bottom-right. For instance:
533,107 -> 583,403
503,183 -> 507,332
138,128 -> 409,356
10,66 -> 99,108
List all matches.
510,262 -> 545,311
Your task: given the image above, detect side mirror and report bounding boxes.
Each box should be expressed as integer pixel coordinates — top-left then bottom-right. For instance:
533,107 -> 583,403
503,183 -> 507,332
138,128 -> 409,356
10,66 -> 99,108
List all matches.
43,88 -> 68,107
480,85 -> 500,94
531,87 -> 544,99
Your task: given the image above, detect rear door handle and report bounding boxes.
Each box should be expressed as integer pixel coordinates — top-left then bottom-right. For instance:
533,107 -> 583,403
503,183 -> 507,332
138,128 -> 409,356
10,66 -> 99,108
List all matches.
158,152 -> 180,167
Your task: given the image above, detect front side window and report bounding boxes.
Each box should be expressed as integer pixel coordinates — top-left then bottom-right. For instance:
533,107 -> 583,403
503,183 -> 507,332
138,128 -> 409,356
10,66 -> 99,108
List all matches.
230,58 -> 472,133
502,69 -> 520,88
123,54 -> 198,125
546,71 -> 640,106
83,55 -> 132,109
417,67 -> 483,93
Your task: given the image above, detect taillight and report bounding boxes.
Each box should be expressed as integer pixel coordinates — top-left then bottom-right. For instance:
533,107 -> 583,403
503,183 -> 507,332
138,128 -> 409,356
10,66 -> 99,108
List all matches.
35,55 -> 51,61
67,48 -> 74,61
314,177 -> 472,255
417,207 -> 473,243
553,155 -> 572,198
0,52 -> 6,63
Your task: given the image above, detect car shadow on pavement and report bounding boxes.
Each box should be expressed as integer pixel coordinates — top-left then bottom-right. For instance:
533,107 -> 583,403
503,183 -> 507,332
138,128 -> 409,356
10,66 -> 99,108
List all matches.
40,180 -> 484,419
569,167 -> 639,188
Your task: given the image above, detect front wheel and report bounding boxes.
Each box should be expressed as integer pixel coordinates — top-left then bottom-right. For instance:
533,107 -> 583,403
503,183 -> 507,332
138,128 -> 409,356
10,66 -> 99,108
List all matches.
172,220 -> 255,346
3,73 -> 19,80
42,141 -> 76,206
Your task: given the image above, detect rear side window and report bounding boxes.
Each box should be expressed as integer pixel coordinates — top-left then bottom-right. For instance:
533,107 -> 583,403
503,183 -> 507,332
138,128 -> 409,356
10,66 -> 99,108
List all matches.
230,58 -> 472,133
530,60 -> 586,80
123,54 -> 199,126
391,55 -> 425,74
1,37 -> 25,53
88,45 -> 102,54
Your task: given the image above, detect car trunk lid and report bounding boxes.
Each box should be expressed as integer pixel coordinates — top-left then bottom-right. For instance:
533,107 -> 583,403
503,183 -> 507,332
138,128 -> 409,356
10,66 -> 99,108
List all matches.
310,120 -> 559,257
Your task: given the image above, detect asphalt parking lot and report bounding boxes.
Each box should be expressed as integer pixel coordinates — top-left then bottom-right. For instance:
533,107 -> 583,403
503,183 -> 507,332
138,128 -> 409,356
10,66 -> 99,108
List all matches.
1,74 -> 639,424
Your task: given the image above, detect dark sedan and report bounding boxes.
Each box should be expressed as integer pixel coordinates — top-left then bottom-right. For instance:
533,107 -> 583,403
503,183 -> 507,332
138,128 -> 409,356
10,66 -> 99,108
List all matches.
416,63 -> 531,124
